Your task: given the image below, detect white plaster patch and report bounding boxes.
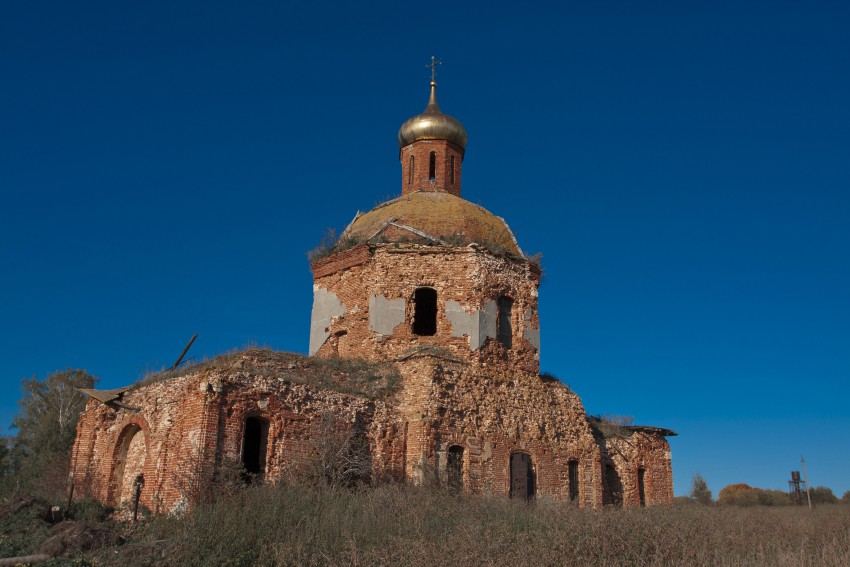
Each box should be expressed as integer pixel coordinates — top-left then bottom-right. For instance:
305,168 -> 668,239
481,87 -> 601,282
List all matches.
479,299 -> 498,348
446,299 -> 475,339
523,327 -> 540,350
309,286 -> 347,355
446,299 -> 498,351
369,294 -> 406,335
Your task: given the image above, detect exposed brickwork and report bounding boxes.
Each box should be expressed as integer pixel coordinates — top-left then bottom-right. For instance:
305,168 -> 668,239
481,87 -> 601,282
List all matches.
311,243 -> 371,279
400,140 -> 464,196
71,350 -> 406,513
602,431 -> 674,507
312,244 -> 541,373
70,81 -> 675,512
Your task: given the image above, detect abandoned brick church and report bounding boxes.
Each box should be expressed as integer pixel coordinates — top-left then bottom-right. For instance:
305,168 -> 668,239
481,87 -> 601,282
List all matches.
70,74 -> 676,513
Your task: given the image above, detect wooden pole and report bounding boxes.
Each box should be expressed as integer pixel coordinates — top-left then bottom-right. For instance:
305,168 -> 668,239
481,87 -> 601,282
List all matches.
801,456 -> 813,511
170,333 -> 198,370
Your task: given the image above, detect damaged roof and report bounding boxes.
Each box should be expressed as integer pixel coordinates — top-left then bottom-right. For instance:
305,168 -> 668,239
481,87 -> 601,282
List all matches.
78,386 -> 133,404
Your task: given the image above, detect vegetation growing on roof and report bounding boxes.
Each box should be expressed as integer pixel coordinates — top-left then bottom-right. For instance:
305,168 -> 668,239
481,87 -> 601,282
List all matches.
308,226 -> 542,271
588,414 -> 635,439
137,348 -> 401,400
539,372 -> 572,392
308,228 -> 365,263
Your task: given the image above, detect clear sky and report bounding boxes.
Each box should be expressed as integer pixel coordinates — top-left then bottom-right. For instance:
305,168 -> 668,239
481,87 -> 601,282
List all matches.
2,1 -> 848,498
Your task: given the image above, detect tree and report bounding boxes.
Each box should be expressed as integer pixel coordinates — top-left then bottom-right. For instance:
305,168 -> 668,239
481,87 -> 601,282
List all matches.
690,473 -> 713,505
13,369 -> 96,458
718,483 -> 759,506
841,490 -> 850,504
0,437 -> 10,478
809,486 -> 838,505
4,369 -> 96,498
306,411 -> 372,489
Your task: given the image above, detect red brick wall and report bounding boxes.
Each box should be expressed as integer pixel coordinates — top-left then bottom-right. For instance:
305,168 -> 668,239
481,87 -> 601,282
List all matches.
603,432 -> 674,507
70,351 -> 407,513
312,244 -> 541,375
399,140 -> 464,196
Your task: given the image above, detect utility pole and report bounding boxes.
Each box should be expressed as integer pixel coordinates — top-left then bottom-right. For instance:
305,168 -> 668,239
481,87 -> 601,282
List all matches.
801,456 -> 813,510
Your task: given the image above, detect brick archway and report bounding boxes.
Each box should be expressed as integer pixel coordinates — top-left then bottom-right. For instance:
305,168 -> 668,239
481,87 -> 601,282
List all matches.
108,419 -> 150,507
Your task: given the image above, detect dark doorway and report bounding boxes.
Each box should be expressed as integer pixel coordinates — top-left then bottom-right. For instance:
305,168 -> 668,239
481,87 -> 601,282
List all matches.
412,287 -> 437,336
447,446 -> 463,491
242,417 -> 270,483
603,464 -> 624,506
497,296 -> 513,348
510,452 -> 535,500
638,468 -> 646,507
568,459 -> 580,503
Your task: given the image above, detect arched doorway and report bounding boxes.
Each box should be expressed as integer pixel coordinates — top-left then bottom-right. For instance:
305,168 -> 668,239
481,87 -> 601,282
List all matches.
241,416 -> 270,483
113,425 -> 146,507
510,452 -> 535,500
447,445 -> 463,491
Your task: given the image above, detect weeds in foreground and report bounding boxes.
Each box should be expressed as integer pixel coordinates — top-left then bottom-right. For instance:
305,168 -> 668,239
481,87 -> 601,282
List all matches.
3,484 -> 849,566
92,485 -> 850,566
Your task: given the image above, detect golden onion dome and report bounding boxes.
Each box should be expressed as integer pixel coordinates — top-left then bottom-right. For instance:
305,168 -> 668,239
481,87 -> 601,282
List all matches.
397,81 -> 468,150
343,191 -> 522,256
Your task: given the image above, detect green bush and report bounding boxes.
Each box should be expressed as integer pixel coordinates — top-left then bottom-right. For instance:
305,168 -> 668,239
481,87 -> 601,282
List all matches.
69,498 -> 113,523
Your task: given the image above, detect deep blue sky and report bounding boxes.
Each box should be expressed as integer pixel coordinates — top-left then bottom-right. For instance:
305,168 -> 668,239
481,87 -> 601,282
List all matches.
2,1 -> 848,498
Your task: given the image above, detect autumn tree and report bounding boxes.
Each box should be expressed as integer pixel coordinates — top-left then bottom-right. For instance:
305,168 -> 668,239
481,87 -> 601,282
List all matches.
690,473 -> 713,505
718,483 -> 759,506
2,369 -> 96,499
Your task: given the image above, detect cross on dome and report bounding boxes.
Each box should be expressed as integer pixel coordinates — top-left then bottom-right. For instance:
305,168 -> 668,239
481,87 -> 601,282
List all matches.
426,56 -> 442,83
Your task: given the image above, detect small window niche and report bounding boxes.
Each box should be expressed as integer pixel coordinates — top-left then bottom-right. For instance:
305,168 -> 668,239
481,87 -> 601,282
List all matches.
408,155 -> 414,185
429,151 -> 436,181
497,296 -> 513,348
450,155 -> 455,184
412,287 -> 437,336
568,459 -> 580,503
638,468 -> 647,507
447,445 -> 464,491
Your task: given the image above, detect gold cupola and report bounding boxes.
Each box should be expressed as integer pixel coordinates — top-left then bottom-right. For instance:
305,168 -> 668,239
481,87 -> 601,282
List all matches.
397,60 -> 468,197
397,80 -> 468,151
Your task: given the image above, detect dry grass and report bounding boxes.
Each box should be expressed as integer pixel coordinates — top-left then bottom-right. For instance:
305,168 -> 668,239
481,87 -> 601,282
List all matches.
95,484 -> 850,567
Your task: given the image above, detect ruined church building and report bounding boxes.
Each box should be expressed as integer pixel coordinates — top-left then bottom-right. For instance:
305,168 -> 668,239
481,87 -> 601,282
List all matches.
71,69 -> 675,513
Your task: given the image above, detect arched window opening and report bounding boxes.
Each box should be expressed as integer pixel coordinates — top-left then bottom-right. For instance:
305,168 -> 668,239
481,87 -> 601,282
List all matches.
447,446 -> 464,491
409,155 -> 414,185
638,468 -> 647,507
497,296 -> 513,348
429,151 -> 436,180
242,416 -> 270,484
412,287 -> 437,336
113,425 -> 146,507
450,155 -> 455,184
568,459 -> 580,503
510,452 -> 535,500
603,463 -> 623,507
